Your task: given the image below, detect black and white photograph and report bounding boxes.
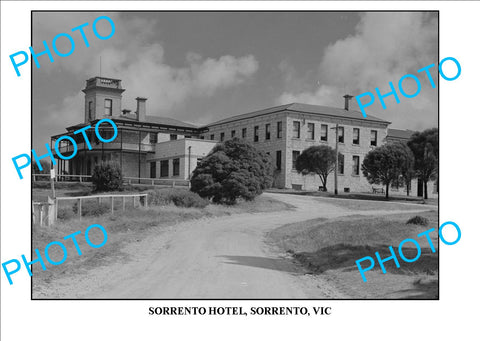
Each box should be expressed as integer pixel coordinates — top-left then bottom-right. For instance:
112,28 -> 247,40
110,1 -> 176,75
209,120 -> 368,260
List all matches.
31,11 -> 439,299
2,2 -> 478,340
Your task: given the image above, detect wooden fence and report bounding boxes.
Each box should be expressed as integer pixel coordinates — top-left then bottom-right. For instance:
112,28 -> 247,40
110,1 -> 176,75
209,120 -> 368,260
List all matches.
32,174 -> 189,187
55,193 -> 149,221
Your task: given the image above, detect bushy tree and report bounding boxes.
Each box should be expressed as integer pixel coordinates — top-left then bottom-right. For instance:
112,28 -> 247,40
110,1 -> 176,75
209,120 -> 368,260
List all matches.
407,128 -> 438,199
398,143 -> 416,196
32,159 -> 50,174
92,162 -> 123,192
362,142 -> 414,199
295,145 -> 337,191
190,138 -> 273,204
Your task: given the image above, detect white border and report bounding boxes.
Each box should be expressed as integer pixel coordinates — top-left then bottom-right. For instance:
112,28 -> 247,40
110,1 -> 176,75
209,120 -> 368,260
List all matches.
1,1 -> 479,340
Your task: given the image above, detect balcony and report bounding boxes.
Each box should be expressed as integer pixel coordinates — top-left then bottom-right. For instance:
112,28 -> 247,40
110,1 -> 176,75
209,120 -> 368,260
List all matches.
85,77 -> 123,90
56,142 -> 154,156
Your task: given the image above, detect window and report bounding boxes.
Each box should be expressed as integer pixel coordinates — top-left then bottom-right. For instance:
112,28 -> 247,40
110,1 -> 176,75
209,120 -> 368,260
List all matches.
220,132 -> 225,141
338,154 -> 344,175
307,123 -> 315,140
170,134 -> 177,141
254,126 -> 259,142
173,158 -> 180,176
88,101 -> 93,120
160,160 -> 169,177
352,156 -> 360,175
320,124 -> 328,141
231,130 -> 236,138
104,99 -> 112,116
150,133 -> 158,144
276,150 -> 282,170
210,134 -> 215,140
150,162 -> 156,178
265,124 -> 271,140
370,130 -> 377,146
353,128 -> 360,145
293,121 -> 301,138
277,121 -> 283,138
338,126 -> 344,143
292,150 -> 300,169
242,128 -> 247,138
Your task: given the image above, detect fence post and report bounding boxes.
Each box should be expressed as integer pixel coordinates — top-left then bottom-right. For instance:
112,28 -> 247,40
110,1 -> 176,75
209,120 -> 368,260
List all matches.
55,198 -> 58,220
144,194 -> 148,208
122,196 -> 126,211
111,196 -> 114,215
78,198 -> 82,220
80,175 -> 83,183
40,206 -> 44,227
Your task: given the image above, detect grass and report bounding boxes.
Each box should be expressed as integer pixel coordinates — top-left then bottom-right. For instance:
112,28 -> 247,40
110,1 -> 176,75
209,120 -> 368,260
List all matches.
267,188 -> 438,206
267,210 -> 439,299
312,197 -> 431,211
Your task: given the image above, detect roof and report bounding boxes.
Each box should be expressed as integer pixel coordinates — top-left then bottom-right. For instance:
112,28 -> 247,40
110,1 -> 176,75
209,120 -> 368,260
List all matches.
136,115 -> 197,128
387,128 -> 415,140
204,102 -> 390,127
61,115 -> 197,135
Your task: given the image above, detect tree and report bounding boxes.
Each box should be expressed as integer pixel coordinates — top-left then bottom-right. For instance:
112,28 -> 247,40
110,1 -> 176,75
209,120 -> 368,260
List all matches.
32,159 -> 50,175
399,143 -> 416,196
295,145 -> 336,191
362,142 -> 414,199
91,162 -> 123,192
407,128 -> 438,199
190,138 -> 273,204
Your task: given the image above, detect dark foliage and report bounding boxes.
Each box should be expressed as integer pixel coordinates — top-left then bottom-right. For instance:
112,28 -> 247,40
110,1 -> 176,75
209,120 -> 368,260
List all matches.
72,201 -> 111,217
32,159 -> 51,175
295,145 -> 338,191
91,162 -> 123,192
406,216 -> 429,226
146,188 -> 209,208
190,138 -> 273,204
362,142 -> 415,198
407,128 -> 439,199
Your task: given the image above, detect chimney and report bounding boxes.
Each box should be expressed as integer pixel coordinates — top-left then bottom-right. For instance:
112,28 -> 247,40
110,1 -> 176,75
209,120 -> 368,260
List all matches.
135,97 -> 147,121
343,94 -> 353,111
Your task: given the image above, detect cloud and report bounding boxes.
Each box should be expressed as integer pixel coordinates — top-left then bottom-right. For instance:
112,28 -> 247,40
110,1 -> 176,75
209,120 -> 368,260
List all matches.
276,12 -> 438,129
35,13 -> 259,124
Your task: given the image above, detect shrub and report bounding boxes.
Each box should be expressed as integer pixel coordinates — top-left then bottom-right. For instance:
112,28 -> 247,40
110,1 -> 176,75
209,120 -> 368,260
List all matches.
146,188 -> 208,208
190,138 -> 273,204
92,162 -> 123,192
57,207 -> 75,220
406,215 -> 429,226
72,201 -> 111,217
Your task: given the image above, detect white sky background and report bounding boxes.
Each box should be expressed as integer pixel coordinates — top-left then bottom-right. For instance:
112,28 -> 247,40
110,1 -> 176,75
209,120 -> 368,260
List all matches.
32,11 -> 437,149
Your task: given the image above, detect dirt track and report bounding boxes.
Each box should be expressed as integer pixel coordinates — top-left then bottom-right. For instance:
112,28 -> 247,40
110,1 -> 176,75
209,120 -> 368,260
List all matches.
38,193 -> 436,299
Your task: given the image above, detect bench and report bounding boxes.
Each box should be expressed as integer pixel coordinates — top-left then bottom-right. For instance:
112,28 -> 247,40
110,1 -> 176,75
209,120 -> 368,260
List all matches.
372,187 -> 385,194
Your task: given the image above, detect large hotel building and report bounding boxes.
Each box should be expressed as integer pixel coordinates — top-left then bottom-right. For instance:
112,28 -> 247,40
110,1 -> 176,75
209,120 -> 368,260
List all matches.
51,76 -> 437,197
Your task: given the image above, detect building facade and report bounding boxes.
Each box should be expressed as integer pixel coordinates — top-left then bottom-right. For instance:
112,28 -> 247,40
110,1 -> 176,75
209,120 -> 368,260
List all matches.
50,76 -> 437,197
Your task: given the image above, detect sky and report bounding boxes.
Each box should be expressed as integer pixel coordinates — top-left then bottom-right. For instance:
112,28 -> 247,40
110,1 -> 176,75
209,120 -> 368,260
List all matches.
32,11 -> 438,150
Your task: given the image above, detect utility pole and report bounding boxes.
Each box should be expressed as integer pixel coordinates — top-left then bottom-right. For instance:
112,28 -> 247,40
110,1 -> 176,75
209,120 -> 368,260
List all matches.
334,123 -> 339,195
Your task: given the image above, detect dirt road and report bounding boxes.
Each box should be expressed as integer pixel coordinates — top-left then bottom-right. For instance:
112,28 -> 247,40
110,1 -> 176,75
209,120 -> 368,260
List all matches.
42,193 -> 436,299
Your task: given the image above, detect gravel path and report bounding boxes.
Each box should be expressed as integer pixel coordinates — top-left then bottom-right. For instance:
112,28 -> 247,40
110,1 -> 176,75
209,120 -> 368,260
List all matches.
36,193 -> 435,299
